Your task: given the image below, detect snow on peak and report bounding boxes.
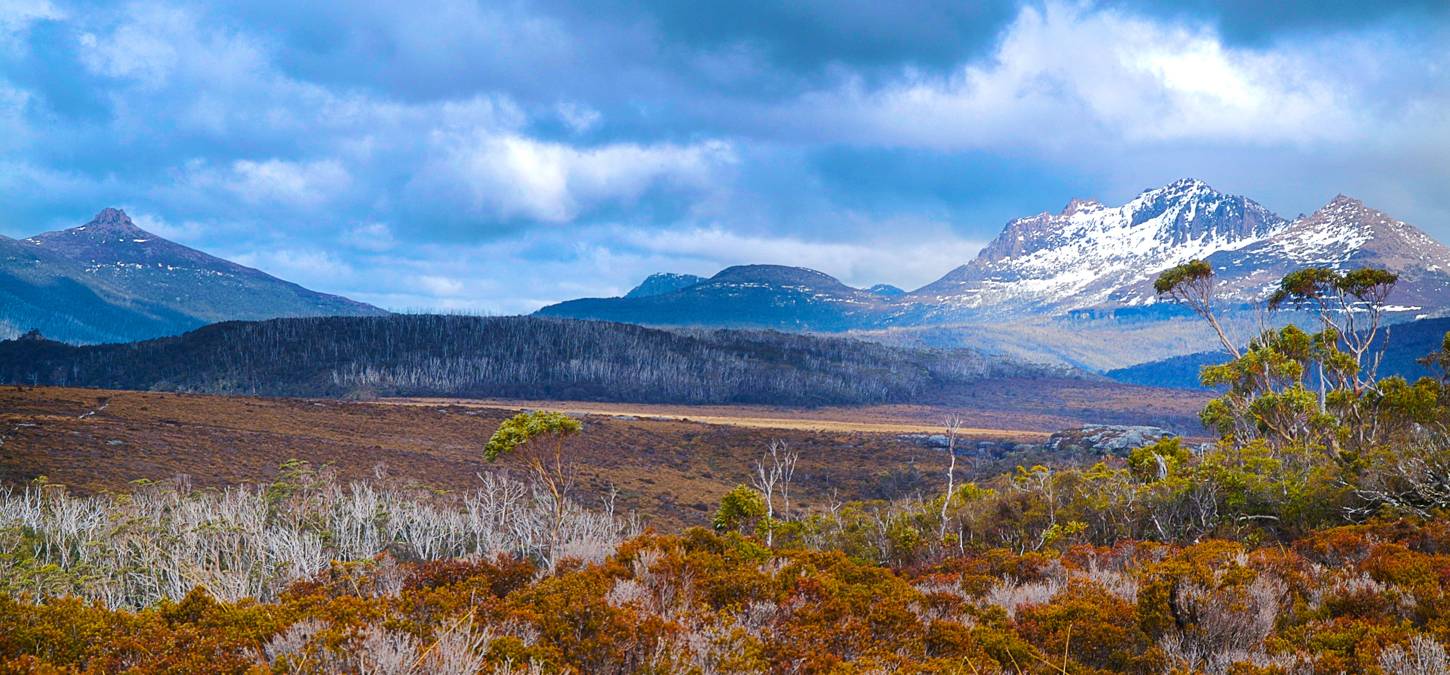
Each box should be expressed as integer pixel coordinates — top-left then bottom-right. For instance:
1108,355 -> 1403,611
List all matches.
1061,198 -> 1104,216
915,179 -> 1289,311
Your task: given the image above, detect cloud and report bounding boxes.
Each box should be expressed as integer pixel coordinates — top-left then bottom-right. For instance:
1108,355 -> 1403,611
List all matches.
0,0 -> 62,39
0,0 -> 61,55
614,224 -> 985,291
790,2 -> 1369,151
230,247 -> 355,285
227,159 -> 351,207
126,210 -> 205,243
1109,0 -> 1450,46
341,222 -> 396,252
414,274 -> 465,296
414,132 -> 736,223
0,0 -> 1446,314
76,3 -> 265,90
556,101 -> 601,134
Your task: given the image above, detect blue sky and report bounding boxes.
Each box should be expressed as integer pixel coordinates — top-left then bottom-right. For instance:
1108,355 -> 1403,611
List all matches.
1,0 -> 1447,313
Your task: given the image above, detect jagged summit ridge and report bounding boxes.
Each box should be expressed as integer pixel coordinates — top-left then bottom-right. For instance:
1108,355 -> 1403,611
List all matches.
914,178 -> 1289,312
1200,194 -> 1450,309
537,179 -> 1450,346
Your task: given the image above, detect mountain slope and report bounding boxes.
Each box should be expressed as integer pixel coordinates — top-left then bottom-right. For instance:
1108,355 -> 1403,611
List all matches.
1191,196 -> 1450,311
540,179 -> 1299,329
2,208 -> 385,343
538,264 -> 899,331
919,187 -> 1450,318
536,180 -> 1450,372
912,178 -> 1289,315
0,234 -> 197,343
26,208 -> 383,324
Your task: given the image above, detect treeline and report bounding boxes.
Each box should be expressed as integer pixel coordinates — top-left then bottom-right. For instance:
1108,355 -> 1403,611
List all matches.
0,315 -> 1052,405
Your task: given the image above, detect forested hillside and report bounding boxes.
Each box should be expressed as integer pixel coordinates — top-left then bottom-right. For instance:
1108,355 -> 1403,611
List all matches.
0,315 -> 1065,405
1109,316 -> 1450,389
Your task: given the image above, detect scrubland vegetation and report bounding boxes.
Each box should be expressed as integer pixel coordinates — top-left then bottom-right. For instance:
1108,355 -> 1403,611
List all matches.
6,264 -> 1450,672
7,460 -> 1450,673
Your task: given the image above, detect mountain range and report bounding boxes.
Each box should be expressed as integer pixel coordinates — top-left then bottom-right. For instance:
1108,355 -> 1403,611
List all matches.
1,208 -> 385,343
9,180 -> 1448,374
538,179 -> 1450,369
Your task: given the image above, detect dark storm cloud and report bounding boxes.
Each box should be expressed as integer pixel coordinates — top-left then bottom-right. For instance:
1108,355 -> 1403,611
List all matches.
0,0 -> 1446,312
552,0 -> 1019,76
1111,0 -> 1450,45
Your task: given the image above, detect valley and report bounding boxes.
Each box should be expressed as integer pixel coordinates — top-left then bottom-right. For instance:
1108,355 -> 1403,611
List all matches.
6,4 -> 1450,669
0,384 -> 1204,530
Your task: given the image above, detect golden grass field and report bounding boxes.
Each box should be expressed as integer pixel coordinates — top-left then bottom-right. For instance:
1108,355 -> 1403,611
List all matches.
384,398 -> 1053,440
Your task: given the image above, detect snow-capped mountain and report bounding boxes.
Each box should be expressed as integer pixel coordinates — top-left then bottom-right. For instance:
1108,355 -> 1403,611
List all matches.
2,208 -> 384,343
912,178 -> 1289,315
537,179 -> 1450,369
1197,196 -> 1450,313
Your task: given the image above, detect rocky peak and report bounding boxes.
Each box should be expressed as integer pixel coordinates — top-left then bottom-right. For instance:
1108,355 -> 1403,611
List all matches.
1123,178 -> 1284,244
26,207 -> 210,267
1266,194 -> 1443,267
625,272 -> 706,298
1061,198 -> 1103,216
79,208 -> 147,235
969,179 -> 1284,269
1312,195 -> 1384,226
1291,195 -> 1394,236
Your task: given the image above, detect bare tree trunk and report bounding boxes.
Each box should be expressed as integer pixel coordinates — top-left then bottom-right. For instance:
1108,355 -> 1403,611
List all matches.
939,417 -> 963,542
752,440 -> 798,548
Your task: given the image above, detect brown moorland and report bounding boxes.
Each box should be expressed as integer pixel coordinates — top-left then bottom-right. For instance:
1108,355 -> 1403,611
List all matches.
0,382 -> 1206,529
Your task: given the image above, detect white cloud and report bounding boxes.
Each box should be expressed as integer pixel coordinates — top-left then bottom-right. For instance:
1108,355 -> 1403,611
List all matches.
228,159 -> 351,208
231,248 -> 354,284
797,1 -> 1364,151
418,131 -> 736,223
0,83 -> 32,150
341,222 -> 396,252
0,0 -> 62,46
76,4 -> 265,89
556,101 -> 602,134
126,211 -> 205,243
614,225 -> 985,291
176,158 -> 352,210
415,275 -> 465,296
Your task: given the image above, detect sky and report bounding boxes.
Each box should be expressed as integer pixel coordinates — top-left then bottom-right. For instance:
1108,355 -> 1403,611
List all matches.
1,0 -> 1448,313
